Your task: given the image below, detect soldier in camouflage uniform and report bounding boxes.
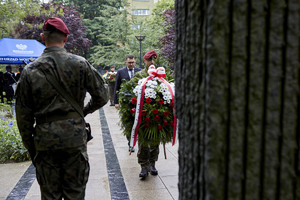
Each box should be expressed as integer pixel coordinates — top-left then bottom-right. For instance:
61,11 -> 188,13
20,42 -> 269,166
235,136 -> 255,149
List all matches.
137,50 -> 160,179
15,17 -> 108,200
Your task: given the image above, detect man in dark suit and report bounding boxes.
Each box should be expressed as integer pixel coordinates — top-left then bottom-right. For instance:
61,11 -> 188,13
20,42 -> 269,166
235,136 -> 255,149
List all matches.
114,54 -> 141,152
114,54 -> 141,108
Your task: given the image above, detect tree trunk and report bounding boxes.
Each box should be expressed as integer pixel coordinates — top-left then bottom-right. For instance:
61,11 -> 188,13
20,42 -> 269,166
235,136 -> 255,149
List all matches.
175,0 -> 300,199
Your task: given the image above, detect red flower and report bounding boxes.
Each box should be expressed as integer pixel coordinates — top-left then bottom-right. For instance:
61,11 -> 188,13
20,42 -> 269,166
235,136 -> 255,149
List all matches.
141,110 -> 147,116
158,125 -> 163,130
158,99 -> 164,105
152,109 -> 159,114
163,120 -> 168,126
170,101 -> 174,107
154,115 -> 160,121
145,117 -> 150,123
131,98 -> 137,104
146,98 -> 152,104
163,111 -> 169,117
130,108 -> 136,114
145,123 -> 150,128
110,76 -> 113,79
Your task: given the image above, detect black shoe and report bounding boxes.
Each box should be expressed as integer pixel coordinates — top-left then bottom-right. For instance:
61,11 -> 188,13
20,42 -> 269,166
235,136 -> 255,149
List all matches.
129,146 -> 135,152
139,167 -> 149,179
150,165 -> 158,175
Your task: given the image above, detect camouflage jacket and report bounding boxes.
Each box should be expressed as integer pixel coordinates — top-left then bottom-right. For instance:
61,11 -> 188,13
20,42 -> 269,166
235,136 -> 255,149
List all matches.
16,46 -> 108,151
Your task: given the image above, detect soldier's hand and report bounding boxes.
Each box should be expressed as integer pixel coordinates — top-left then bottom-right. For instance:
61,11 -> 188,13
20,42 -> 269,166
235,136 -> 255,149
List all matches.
115,104 -> 119,109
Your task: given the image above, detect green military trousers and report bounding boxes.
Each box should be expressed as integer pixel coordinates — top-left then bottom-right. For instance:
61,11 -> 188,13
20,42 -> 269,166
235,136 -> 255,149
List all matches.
137,142 -> 159,168
35,146 -> 89,200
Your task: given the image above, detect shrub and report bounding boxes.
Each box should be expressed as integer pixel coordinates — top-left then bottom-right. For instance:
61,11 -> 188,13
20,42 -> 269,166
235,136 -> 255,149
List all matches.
0,103 -> 30,163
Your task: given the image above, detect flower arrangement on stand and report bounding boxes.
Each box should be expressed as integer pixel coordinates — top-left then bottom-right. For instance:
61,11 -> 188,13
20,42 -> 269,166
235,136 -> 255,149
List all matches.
118,66 -> 176,147
103,71 -> 117,83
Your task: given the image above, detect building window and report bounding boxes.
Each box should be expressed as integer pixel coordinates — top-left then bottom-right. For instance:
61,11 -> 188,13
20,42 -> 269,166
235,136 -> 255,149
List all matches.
131,9 -> 150,16
131,24 -> 141,30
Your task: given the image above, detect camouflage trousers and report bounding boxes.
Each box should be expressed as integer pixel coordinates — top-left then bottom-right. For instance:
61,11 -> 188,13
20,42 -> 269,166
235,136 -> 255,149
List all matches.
137,142 -> 159,168
34,146 -> 89,200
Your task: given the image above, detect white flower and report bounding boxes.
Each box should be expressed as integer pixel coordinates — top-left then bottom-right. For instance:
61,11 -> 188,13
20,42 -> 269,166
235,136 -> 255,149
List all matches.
149,84 -> 155,89
133,85 -> 141,96
162,91 -> 169,96
145,93 -> 151,98
138,78 -> 146,86
145,89 -> 150,96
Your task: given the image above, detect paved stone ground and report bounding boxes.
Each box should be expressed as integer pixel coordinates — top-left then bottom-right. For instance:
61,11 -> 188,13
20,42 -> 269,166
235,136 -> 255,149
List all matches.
0,102 -> 179,200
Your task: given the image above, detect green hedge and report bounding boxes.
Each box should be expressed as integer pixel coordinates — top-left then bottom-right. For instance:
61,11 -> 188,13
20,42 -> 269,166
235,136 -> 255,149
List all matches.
0,103 -> 30,163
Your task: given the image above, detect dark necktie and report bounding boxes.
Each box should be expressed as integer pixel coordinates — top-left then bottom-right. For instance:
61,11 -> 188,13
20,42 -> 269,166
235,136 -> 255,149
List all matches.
129,69 -> 133,79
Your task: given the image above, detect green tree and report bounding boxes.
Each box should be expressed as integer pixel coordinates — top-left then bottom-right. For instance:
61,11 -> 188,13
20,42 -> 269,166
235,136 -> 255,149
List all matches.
15,2 -> 91,55
0,0 -> 41,38
152,0 -> 174,19
53,0 -> 104,20
53,0 -> 126,68
87,0 -> 132,67
129,0 -> 175,68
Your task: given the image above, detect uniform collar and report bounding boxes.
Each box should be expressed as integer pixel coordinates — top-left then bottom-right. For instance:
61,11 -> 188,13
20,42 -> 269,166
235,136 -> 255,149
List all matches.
43,46 -> 67,53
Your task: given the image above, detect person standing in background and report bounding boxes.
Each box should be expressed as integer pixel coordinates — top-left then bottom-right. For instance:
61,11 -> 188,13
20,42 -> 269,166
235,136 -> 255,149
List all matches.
3,65 -> 17,102
114,54 -> 141,152
107,65 -> 117,106
0,72 -> 4,103
15,66 -> 23,82
142,50 -> 157,72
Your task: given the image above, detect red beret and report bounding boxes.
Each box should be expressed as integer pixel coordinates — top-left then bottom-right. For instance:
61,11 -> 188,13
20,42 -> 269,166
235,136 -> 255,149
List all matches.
43,17 -> 70,35
144,50 -> 158,60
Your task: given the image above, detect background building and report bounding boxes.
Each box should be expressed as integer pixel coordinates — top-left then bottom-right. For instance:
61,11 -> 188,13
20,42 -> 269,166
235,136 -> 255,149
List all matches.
126,0 -> 158,29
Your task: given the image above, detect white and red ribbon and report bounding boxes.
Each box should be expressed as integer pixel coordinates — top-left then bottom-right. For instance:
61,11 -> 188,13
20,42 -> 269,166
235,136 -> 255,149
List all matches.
130,65 -> 177,148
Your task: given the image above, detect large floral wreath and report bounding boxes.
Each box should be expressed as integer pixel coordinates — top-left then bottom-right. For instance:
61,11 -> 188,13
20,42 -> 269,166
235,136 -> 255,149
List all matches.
118,66 -> 176,147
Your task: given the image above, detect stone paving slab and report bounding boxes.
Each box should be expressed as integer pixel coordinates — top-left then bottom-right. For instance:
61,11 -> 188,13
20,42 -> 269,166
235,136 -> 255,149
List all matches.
0,102 -> 178,200
0,161 -> 31,200
104,105 -> 179,200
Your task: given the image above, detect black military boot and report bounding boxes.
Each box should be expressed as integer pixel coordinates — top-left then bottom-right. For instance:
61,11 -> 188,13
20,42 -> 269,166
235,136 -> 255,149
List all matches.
150,165 -> 158,175
139,167 -> 149,179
